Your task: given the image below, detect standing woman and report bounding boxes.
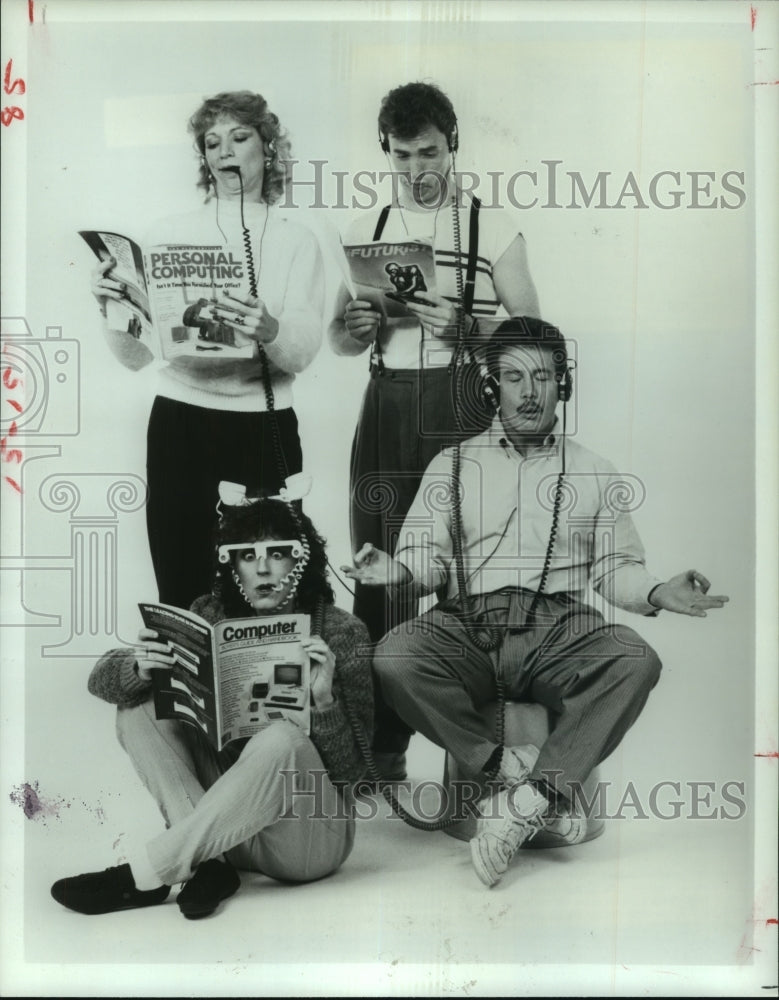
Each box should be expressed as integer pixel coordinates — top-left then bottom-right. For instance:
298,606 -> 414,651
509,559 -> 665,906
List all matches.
91,91 -> 324,609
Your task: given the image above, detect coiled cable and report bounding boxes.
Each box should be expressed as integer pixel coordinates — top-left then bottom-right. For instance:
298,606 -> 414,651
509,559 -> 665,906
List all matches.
232,170 -> 289,488
312,600 -> 479,831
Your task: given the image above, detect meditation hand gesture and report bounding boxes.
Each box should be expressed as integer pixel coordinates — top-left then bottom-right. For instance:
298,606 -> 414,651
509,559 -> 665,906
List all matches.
649,570 -> 729,618
341,543 -> 411,587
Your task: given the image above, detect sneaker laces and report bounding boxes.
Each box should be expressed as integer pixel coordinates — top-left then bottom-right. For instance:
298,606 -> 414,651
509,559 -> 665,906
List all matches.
503,808 -> 547,853
543,800 -> 588,843
477,786 -> 549,850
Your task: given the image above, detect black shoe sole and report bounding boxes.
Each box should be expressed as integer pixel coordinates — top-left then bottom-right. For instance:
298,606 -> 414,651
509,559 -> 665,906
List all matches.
51,882 -> 170,915
177,876 -> 240,920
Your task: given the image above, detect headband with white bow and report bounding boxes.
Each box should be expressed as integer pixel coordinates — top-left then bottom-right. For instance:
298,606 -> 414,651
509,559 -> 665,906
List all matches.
217,473 -> 313,509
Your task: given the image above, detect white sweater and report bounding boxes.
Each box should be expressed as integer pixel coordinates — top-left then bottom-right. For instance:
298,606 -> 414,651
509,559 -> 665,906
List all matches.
142,200 -> 324,412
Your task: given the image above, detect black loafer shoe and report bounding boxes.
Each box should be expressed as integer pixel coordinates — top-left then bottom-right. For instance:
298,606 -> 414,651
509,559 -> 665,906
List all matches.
50,864 -> 170,915
176,859 -> 240,920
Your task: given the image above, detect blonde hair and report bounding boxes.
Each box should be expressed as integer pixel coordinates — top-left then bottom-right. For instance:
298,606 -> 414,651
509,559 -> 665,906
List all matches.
189,90 -> 292,204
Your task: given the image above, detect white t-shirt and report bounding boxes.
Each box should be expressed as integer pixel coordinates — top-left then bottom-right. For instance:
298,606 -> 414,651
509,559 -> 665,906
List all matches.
342,196 -> 522,369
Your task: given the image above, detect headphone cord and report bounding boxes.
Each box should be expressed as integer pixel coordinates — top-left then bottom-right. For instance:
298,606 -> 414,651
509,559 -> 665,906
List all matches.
450,183 -> 502,650
326,557 -> 355,599
527,403 -> 567,618
232,172 -> 290,491
450,164 -> 465,357
370,162 -> 458,375
450,335 -> 569,753
449,435 -> 566,751
311,598 -> 476,831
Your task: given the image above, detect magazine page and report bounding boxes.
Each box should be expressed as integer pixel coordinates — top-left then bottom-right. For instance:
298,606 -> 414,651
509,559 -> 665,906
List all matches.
212,614 -> 311,748
138,602 -> 221,748
144,243 -> 256,362
342,239 -> 437,320
78,229 -> 157,361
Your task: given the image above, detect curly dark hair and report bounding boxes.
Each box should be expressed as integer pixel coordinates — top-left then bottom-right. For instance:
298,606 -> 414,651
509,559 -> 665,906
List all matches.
188,90 -> 292,204
214,498 -> 334,618
378,81 -> 457,147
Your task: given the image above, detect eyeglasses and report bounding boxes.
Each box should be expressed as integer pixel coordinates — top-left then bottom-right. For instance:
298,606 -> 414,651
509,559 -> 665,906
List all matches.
218,540 -> 305,565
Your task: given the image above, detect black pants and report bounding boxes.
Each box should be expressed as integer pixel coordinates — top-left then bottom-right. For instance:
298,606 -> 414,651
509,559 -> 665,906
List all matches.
146,396 -> 302,610
349,366 -> 490,754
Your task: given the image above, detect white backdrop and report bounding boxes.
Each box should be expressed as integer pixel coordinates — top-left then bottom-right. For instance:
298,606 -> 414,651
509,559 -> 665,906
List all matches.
1,1 -> 776,996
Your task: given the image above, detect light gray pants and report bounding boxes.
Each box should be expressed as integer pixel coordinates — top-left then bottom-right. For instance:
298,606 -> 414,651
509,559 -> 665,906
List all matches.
116,701 -> 355,886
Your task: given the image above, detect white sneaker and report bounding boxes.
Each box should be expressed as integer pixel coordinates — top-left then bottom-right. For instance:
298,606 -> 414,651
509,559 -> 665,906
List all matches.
495,743 -> 540,788
469,783 -> 549,887
544,802 -> 588,845
496,747 -> 587,845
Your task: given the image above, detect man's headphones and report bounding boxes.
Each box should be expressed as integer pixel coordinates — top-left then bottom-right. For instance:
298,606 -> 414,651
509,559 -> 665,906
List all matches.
558,366 -> 574,403
378,119 -> 459,154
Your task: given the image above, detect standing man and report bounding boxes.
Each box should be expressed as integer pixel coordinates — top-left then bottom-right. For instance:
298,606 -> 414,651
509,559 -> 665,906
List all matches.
344,318 -> 729,886
329,82 -> 541,781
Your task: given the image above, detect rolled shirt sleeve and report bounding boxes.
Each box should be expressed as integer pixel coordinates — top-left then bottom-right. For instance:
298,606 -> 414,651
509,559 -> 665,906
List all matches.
393,450 -> 454,597
589,466 -> 664,615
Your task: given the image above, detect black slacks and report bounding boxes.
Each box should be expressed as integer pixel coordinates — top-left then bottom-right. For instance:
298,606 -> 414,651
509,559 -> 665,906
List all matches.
146,396 -> 302,610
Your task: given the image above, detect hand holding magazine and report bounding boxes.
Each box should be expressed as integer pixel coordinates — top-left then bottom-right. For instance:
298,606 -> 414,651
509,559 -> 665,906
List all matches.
342,238 -> 437,320
80,229 -> 256,363
139,603 -> 311,750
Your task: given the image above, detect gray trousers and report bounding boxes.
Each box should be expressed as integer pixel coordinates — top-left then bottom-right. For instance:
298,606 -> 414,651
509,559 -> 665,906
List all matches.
373,590 -> 662,797
116,702 -> 355,886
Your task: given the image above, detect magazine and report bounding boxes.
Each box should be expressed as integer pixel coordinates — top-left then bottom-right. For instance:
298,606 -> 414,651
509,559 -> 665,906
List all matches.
79,229 -> 256,361
342,239 -> 437,319
138,603 -> 311,750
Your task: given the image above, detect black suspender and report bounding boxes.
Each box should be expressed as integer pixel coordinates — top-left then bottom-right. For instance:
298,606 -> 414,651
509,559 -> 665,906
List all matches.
371,197 -> 481,303
462,195 -> 481,316
368,197 -> 481,372
372,205 -> 391,241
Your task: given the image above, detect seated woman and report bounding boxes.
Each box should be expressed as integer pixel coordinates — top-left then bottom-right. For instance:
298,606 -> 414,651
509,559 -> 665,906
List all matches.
50,486 -> 372,920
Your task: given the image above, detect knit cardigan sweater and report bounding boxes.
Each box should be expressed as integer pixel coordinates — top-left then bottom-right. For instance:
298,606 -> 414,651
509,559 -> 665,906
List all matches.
88,597 -> 374,786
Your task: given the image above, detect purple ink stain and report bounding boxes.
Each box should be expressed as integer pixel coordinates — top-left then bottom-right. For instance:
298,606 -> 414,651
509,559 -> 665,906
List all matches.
9,780 -> 66,821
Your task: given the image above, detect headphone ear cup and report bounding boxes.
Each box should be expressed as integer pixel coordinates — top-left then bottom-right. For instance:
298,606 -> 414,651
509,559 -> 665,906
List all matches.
378,129 -> 389,153
482,373 -> 500,410
558,370 -> 573,402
